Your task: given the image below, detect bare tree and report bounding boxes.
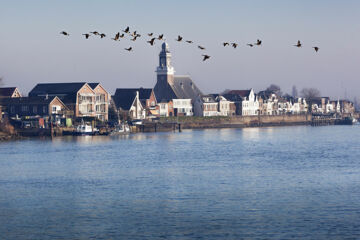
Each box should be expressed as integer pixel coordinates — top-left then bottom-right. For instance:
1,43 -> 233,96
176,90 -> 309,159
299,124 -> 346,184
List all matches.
220,89 -> 231,95
292,85 -> 298,98
266,84 -> 282,96
301,88 -> 321,113
300,88 -> 321,100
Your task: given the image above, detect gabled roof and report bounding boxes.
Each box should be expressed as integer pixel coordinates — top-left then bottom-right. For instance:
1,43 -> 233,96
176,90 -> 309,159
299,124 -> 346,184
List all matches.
1,96 -> 65,106
171,76 -> 203,100
88,83 -> 100,89
29,82 -> 87,96
0,87 -> 18,98
114,88 -> 153,100
29,82 -> 92,104
112,89 -> 140,110
222,93 -> 245,102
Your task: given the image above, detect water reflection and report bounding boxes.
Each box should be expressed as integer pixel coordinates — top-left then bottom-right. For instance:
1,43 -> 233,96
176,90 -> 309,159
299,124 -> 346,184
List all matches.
1,126 -> 360,239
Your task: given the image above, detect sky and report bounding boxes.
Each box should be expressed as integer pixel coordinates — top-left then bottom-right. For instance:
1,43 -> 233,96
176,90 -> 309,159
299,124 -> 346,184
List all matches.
0,0 -> 359,100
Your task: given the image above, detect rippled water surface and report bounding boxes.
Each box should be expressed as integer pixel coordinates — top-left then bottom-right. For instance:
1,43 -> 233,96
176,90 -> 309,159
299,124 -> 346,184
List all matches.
1,125 -> 360,239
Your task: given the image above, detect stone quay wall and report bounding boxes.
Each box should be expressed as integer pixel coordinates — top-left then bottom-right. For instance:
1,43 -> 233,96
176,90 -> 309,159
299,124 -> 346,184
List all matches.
160,114 -> 311,129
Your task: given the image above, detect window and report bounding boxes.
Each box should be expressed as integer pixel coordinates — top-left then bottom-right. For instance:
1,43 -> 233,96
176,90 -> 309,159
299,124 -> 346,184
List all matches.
21,105 -> 29,112
43,106 -> 47,113
52,106 -> 58,113
33,106 -> 37,114
10,106 -> 15,114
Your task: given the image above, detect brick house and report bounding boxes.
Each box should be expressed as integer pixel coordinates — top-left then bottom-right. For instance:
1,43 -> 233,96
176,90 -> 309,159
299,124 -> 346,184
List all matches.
2,96 -> 68,126
29,82 -> 110,121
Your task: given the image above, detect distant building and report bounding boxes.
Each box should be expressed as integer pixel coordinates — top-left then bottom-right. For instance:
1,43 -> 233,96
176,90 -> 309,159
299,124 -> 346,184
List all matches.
112,88 -> 157,119
0,87 -> 22,98
88,83 -> 111,121
112,89 -> 146,120
172,99 -> 193,116
2,96 -> 68,125
224,89 -> 259,116
29,82 -> 110,121
194,95 -> 218,117
0,87 -> 22,119
339,100 -> 355,114
154,42 -> 202,105
257,90 -> 279,115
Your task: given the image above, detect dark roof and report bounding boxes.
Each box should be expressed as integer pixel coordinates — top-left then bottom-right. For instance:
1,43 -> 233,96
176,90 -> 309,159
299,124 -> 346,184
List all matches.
223,93 -> 245,102
112,89 -> 145,110
29,82 -> 87,96
29,82 -> 88,103
0,96 -> 58,105
200,94 -> 217,103
227,90 -> 251,98
88,83 -> 100,89
258,90 -> 277,100
0,87 -> 17,97
171,76 -> 202,100
114,88 -> 153,100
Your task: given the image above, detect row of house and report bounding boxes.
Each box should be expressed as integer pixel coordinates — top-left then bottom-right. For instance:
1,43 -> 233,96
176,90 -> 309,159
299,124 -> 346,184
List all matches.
0,83 -> 110,126
0,42 -> 356,125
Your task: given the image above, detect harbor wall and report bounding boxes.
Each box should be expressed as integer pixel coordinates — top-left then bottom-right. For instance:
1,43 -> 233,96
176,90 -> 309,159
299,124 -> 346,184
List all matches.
159,114 -> 311,129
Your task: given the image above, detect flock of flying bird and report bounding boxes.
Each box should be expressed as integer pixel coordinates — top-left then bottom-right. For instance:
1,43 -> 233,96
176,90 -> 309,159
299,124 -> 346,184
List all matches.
60,27 -> 320,62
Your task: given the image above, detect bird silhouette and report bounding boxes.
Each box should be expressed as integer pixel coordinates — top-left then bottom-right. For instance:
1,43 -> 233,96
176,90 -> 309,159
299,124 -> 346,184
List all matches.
186,40 -> 193,44
176,35 -> 183,42
83,33 -> 90,39
158,34 -> 164,40
60,31 -> 69,36
112,32 -> 120,41
223,42 -> 229,47
247,43 -> 254,47
313,47 -> 319,52
130,31 -> 137,37
232,43 -> 238,48
125,47 -> 133,52
198,45 -> 205,50
131,36 -> 138,41
100,33 -> 106,38
148,33 -> 153,37
294,40 -> 302,47
255,39 -> 262,46
123,27 -> 130,33
119,33 -> 125,38
147,38 -> 156,46
202,55 -> 210,61
90,31 -> 99,35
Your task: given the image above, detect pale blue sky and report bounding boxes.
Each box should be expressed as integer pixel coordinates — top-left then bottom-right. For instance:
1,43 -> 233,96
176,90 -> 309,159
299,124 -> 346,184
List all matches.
1,0 -> 359,99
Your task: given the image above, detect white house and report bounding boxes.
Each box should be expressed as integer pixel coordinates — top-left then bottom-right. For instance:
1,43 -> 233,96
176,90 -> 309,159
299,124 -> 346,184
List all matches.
216,95 -> 235,116
172,99 -> 193,116
194,95 -> 218,117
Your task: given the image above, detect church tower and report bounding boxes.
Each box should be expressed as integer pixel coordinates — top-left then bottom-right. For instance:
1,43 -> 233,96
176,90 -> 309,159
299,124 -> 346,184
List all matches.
156,42 -> 175,85
154,42 -> 177,101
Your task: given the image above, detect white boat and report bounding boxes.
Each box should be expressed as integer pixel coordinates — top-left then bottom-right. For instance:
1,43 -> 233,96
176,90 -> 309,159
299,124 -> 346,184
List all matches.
111,124 -> 131,135
74,123 -> 98,135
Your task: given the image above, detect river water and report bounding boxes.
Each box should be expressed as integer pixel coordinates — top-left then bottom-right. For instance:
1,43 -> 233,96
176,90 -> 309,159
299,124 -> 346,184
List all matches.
0,125 -> 360,239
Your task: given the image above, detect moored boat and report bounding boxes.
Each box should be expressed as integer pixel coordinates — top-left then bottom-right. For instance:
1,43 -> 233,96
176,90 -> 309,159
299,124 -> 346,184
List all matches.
74,123 -> 99,135
110,124 -> 131,135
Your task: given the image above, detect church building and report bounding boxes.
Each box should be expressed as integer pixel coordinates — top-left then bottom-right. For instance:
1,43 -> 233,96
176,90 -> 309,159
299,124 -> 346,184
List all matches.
154,42 -> 203,103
